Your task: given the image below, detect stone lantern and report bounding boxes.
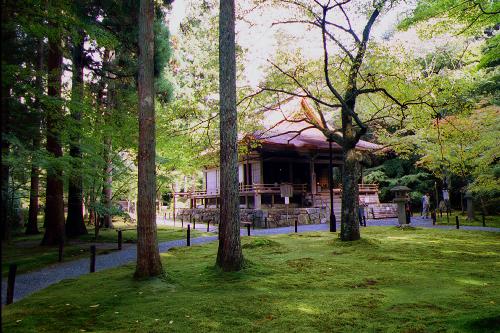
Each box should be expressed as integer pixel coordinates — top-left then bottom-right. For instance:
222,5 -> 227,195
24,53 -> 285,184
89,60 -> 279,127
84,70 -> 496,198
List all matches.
391,186 -> 411,225
464,191 -> 474,221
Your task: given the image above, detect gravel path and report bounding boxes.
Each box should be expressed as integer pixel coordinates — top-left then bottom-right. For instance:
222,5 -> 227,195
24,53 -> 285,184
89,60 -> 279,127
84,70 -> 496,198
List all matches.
3,217 -> 498,305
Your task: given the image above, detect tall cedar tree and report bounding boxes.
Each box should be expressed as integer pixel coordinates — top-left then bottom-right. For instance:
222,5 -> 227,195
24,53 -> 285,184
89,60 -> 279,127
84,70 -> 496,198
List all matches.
66,32 -> 88,237
41,31 -> 65,245
101,52 -> 115,229
135,0 -> 163,278
1,4 -> 14,241
26,39 -> 45,235
216,0 -> 244,271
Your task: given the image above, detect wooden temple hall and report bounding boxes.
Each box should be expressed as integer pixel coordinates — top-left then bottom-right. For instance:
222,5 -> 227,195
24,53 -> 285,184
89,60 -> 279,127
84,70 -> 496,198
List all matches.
174,96 -> 394,225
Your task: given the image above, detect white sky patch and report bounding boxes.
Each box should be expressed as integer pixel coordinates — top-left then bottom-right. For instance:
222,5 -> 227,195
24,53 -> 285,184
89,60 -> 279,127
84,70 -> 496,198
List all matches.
169,0 -> 187,35
169,0 -> 425,88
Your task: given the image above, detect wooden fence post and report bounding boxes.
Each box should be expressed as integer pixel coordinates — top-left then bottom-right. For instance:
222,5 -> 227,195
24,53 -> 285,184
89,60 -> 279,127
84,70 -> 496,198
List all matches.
117,230 -> 123,250
6,264 -> 17,305
58,240 -> 64,262
90,245 -> 96,273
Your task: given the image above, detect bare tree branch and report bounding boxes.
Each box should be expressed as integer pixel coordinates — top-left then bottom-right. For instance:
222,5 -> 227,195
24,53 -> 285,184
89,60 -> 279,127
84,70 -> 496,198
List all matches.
320,7 -> 347,107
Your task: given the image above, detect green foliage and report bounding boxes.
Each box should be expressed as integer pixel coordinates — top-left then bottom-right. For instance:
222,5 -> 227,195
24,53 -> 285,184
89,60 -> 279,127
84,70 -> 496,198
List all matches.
154,10 -> 174,104
474,71 -> 500,105
399,0 -> 500,102
478,34 -> 500,69
364,158 -> 436,205
1,0 -> 178,226
399,0 -> 500,36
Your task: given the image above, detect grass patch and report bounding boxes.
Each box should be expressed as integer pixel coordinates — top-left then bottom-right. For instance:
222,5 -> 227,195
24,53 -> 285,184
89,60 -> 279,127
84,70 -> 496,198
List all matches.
1,241 -> 115,277
242,238 -> 281,249
2,227 -> 499,332
81,225 -> 211,244
435,211 -> 500,228
2,224 -> 211,276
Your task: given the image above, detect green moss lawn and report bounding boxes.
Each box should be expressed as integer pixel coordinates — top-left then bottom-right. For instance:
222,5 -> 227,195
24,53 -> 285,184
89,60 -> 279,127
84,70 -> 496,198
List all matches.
435,212 -> 500,228
2,223 -> 210,276
2,227 -> 499,332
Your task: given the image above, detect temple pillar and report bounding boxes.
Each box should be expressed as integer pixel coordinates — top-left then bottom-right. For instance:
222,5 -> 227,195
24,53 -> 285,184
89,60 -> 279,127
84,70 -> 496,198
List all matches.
254,193 -> 261,209
310,159 -> 316,194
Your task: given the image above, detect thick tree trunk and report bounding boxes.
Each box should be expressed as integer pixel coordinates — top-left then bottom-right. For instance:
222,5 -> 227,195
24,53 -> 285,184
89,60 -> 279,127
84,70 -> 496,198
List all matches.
66,34 -> 87,237
340,146 -> 361,241
135,0 -> 163,278
41,35 -> 65,246
328,139 -> 336,232
216,0 -> 244,271
340,99 -> 361,241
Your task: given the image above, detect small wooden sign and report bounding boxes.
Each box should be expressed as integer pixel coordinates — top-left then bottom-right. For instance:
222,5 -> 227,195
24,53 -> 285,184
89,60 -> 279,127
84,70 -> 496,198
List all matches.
280,183 -> 293,198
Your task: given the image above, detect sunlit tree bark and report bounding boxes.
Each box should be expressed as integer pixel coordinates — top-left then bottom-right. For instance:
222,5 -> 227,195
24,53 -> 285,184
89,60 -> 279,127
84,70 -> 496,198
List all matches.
216,0 -> 244,271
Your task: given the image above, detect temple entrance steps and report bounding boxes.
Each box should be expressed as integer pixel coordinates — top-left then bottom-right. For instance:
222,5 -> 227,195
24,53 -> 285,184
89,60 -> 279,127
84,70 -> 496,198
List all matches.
311,191 -> 389,219
312,193 -> 342,219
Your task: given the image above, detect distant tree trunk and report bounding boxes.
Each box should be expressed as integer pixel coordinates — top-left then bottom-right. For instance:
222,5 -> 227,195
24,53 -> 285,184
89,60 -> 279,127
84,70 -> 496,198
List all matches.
41,34 -> 65,246
26,140 -> 41,234
216,0 -> 244,271
101,58 -> 114,229
1,4 -> 13,241
134,0 -> 163,278
26,39 -> 45,235
101,134 -> 113,228
66,33 -> 87,237
1,72 -> 11,241
1,92 -> 11,241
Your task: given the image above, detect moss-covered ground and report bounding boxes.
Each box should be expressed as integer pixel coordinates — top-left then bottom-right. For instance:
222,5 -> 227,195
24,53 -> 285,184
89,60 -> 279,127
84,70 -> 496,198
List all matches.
2,227 -> 499,332
435,211 -> 500,228
2,223 -> 210,276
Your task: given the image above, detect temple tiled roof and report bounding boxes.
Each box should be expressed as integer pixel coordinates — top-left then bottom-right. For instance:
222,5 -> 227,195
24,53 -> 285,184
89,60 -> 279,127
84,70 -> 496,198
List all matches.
252,96 -> 381,152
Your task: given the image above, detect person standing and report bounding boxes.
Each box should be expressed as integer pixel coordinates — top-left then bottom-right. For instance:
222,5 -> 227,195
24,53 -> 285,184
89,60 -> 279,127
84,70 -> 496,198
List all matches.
421,193 -> 430,219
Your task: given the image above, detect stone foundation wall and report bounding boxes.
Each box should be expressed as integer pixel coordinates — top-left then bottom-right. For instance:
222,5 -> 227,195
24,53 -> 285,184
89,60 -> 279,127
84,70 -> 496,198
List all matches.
176,207 -> 328,228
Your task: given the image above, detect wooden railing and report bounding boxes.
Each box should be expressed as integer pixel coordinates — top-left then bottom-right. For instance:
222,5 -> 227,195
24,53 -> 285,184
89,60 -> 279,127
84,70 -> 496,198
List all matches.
358,184 -> 378,193
175,183 -> 307,198
174,183 -> 377,198
245,183 -> 308,194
